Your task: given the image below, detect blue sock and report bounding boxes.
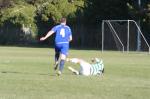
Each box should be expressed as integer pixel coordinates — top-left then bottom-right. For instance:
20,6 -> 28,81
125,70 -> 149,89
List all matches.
59,60 -> 65,72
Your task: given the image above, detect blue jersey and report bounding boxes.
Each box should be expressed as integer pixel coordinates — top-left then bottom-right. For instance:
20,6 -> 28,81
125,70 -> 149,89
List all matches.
52,24 -> 72,44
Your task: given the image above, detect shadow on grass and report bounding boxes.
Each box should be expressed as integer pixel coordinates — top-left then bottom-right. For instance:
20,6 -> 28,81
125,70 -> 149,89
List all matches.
0,71 -> 56,76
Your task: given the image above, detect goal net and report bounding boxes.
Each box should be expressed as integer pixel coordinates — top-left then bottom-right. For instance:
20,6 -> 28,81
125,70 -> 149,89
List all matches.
101,20 -> 150,53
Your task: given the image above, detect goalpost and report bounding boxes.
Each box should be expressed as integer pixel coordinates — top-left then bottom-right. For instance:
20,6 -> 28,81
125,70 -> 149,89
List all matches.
101,20 -> 150,54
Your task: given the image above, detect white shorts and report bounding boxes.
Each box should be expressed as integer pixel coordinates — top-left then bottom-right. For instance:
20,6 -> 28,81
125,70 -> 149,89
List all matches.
79,60 -> 91,76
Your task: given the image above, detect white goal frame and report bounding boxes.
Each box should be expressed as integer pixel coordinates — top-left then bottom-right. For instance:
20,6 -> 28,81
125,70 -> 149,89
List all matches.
101,20 -> 150,54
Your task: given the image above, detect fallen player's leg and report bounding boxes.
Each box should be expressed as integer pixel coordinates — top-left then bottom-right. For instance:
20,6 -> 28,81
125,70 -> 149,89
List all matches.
66,58 -> 91,76
66,58 -> 80,64
68,66 -> 79,75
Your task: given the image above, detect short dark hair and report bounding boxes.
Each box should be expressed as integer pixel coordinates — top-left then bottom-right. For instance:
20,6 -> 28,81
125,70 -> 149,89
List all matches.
60,18 -> 66,23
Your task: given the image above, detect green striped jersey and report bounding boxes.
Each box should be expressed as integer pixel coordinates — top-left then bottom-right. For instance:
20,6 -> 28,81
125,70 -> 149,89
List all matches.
90,60 -> 104,75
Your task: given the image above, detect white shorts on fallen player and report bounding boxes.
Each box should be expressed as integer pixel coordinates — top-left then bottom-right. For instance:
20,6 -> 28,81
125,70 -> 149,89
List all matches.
79,60 -> 91,76
69,58 -> 91,76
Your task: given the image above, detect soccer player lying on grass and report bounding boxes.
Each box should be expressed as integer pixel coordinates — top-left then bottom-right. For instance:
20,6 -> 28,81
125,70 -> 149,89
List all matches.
66,58 -> 104,76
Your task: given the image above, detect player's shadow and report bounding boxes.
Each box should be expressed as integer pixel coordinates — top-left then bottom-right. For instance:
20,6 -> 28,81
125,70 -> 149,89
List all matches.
0,71 -> 56,76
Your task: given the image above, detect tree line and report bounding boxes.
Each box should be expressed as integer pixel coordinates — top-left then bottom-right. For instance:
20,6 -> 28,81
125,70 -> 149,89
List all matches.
0,0 -> 150,48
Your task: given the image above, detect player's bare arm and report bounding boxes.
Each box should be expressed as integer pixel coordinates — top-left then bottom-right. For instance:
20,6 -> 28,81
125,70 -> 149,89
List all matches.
40,30 -> 54,41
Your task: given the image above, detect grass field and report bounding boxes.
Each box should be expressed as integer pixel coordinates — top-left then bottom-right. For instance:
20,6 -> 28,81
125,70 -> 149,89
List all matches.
0,46 -> 150,99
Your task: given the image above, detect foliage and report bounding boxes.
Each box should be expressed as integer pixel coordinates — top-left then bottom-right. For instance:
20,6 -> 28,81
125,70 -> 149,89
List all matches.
0,3 -> 37,36
0,0 -> 14,9
84,0 -> 129,24
0,0 -> 150,45
127,0 -> 150,42
37,0 -> 82,24
39,3 -> 62,23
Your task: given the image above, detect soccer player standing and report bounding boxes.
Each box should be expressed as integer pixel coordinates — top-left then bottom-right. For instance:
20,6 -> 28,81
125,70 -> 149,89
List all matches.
40,18 -> 72,75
